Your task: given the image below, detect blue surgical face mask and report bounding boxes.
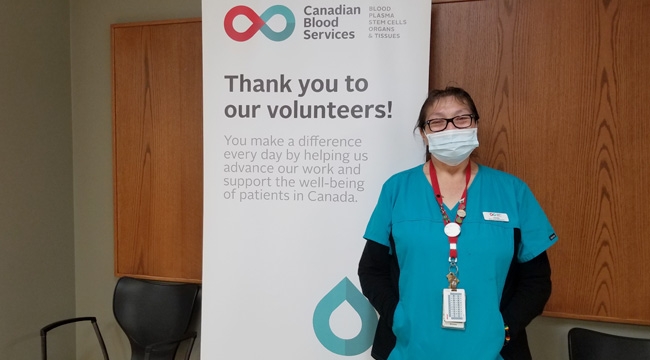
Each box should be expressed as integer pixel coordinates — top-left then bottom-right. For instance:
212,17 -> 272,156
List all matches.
426,128 -> 479,166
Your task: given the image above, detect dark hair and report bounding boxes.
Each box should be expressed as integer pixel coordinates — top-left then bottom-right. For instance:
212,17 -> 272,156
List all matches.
414,86 -> 480,160
414,86 -> 480,132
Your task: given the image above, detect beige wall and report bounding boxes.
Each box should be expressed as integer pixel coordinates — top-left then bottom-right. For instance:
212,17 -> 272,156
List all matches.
1,1 -> 201,358
69,0 -> 201,358
0,0 -> 75,359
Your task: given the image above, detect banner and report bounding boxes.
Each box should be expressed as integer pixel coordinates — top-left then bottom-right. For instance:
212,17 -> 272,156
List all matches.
202,1 -> 431,357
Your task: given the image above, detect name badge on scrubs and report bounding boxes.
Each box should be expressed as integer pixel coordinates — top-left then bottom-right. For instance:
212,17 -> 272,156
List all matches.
442,288 -> 466,330
482,211 -> 510,222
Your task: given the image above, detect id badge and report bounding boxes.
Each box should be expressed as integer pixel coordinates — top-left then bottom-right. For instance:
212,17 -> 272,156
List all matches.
442,288 -> 466,330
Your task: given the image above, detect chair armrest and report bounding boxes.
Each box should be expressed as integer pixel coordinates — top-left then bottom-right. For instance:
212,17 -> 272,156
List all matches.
41,317 -> 109,360
144,331 -> 197,360
41,317 -> 98,335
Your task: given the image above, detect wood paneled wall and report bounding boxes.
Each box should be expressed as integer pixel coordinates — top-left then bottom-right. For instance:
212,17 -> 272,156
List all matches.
112,19 -> 203,283
430,0 -> 650,324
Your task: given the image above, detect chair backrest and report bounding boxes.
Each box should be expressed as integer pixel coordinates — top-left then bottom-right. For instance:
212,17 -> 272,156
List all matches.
113,277 -> 200,360
568,327 -> 650,360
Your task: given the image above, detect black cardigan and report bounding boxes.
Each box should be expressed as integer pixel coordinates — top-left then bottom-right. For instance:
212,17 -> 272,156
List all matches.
357,229 -> 552,360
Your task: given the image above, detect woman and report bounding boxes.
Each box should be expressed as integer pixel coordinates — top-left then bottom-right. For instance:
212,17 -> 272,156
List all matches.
358,87 -> 557,360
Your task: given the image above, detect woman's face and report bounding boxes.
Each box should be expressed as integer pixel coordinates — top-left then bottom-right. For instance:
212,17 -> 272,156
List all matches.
421,96 -> 477,144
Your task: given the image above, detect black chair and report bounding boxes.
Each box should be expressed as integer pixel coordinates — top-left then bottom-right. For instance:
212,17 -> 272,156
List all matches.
41,316 -> 110,360
113,276 -> 200,360
568,327 -> 650,360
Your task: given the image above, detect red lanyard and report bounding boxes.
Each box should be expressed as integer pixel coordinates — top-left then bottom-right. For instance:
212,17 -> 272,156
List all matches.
428,161 -> 471,260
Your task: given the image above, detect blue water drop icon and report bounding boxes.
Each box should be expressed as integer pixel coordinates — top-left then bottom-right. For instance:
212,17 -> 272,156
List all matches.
313,277 -> 378,356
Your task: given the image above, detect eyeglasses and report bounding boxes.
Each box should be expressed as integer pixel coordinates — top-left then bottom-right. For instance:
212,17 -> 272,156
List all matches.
425,114 -> 476,132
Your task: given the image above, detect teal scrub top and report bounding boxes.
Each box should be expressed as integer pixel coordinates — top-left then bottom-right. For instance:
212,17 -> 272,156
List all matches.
364,164 -> 558,360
